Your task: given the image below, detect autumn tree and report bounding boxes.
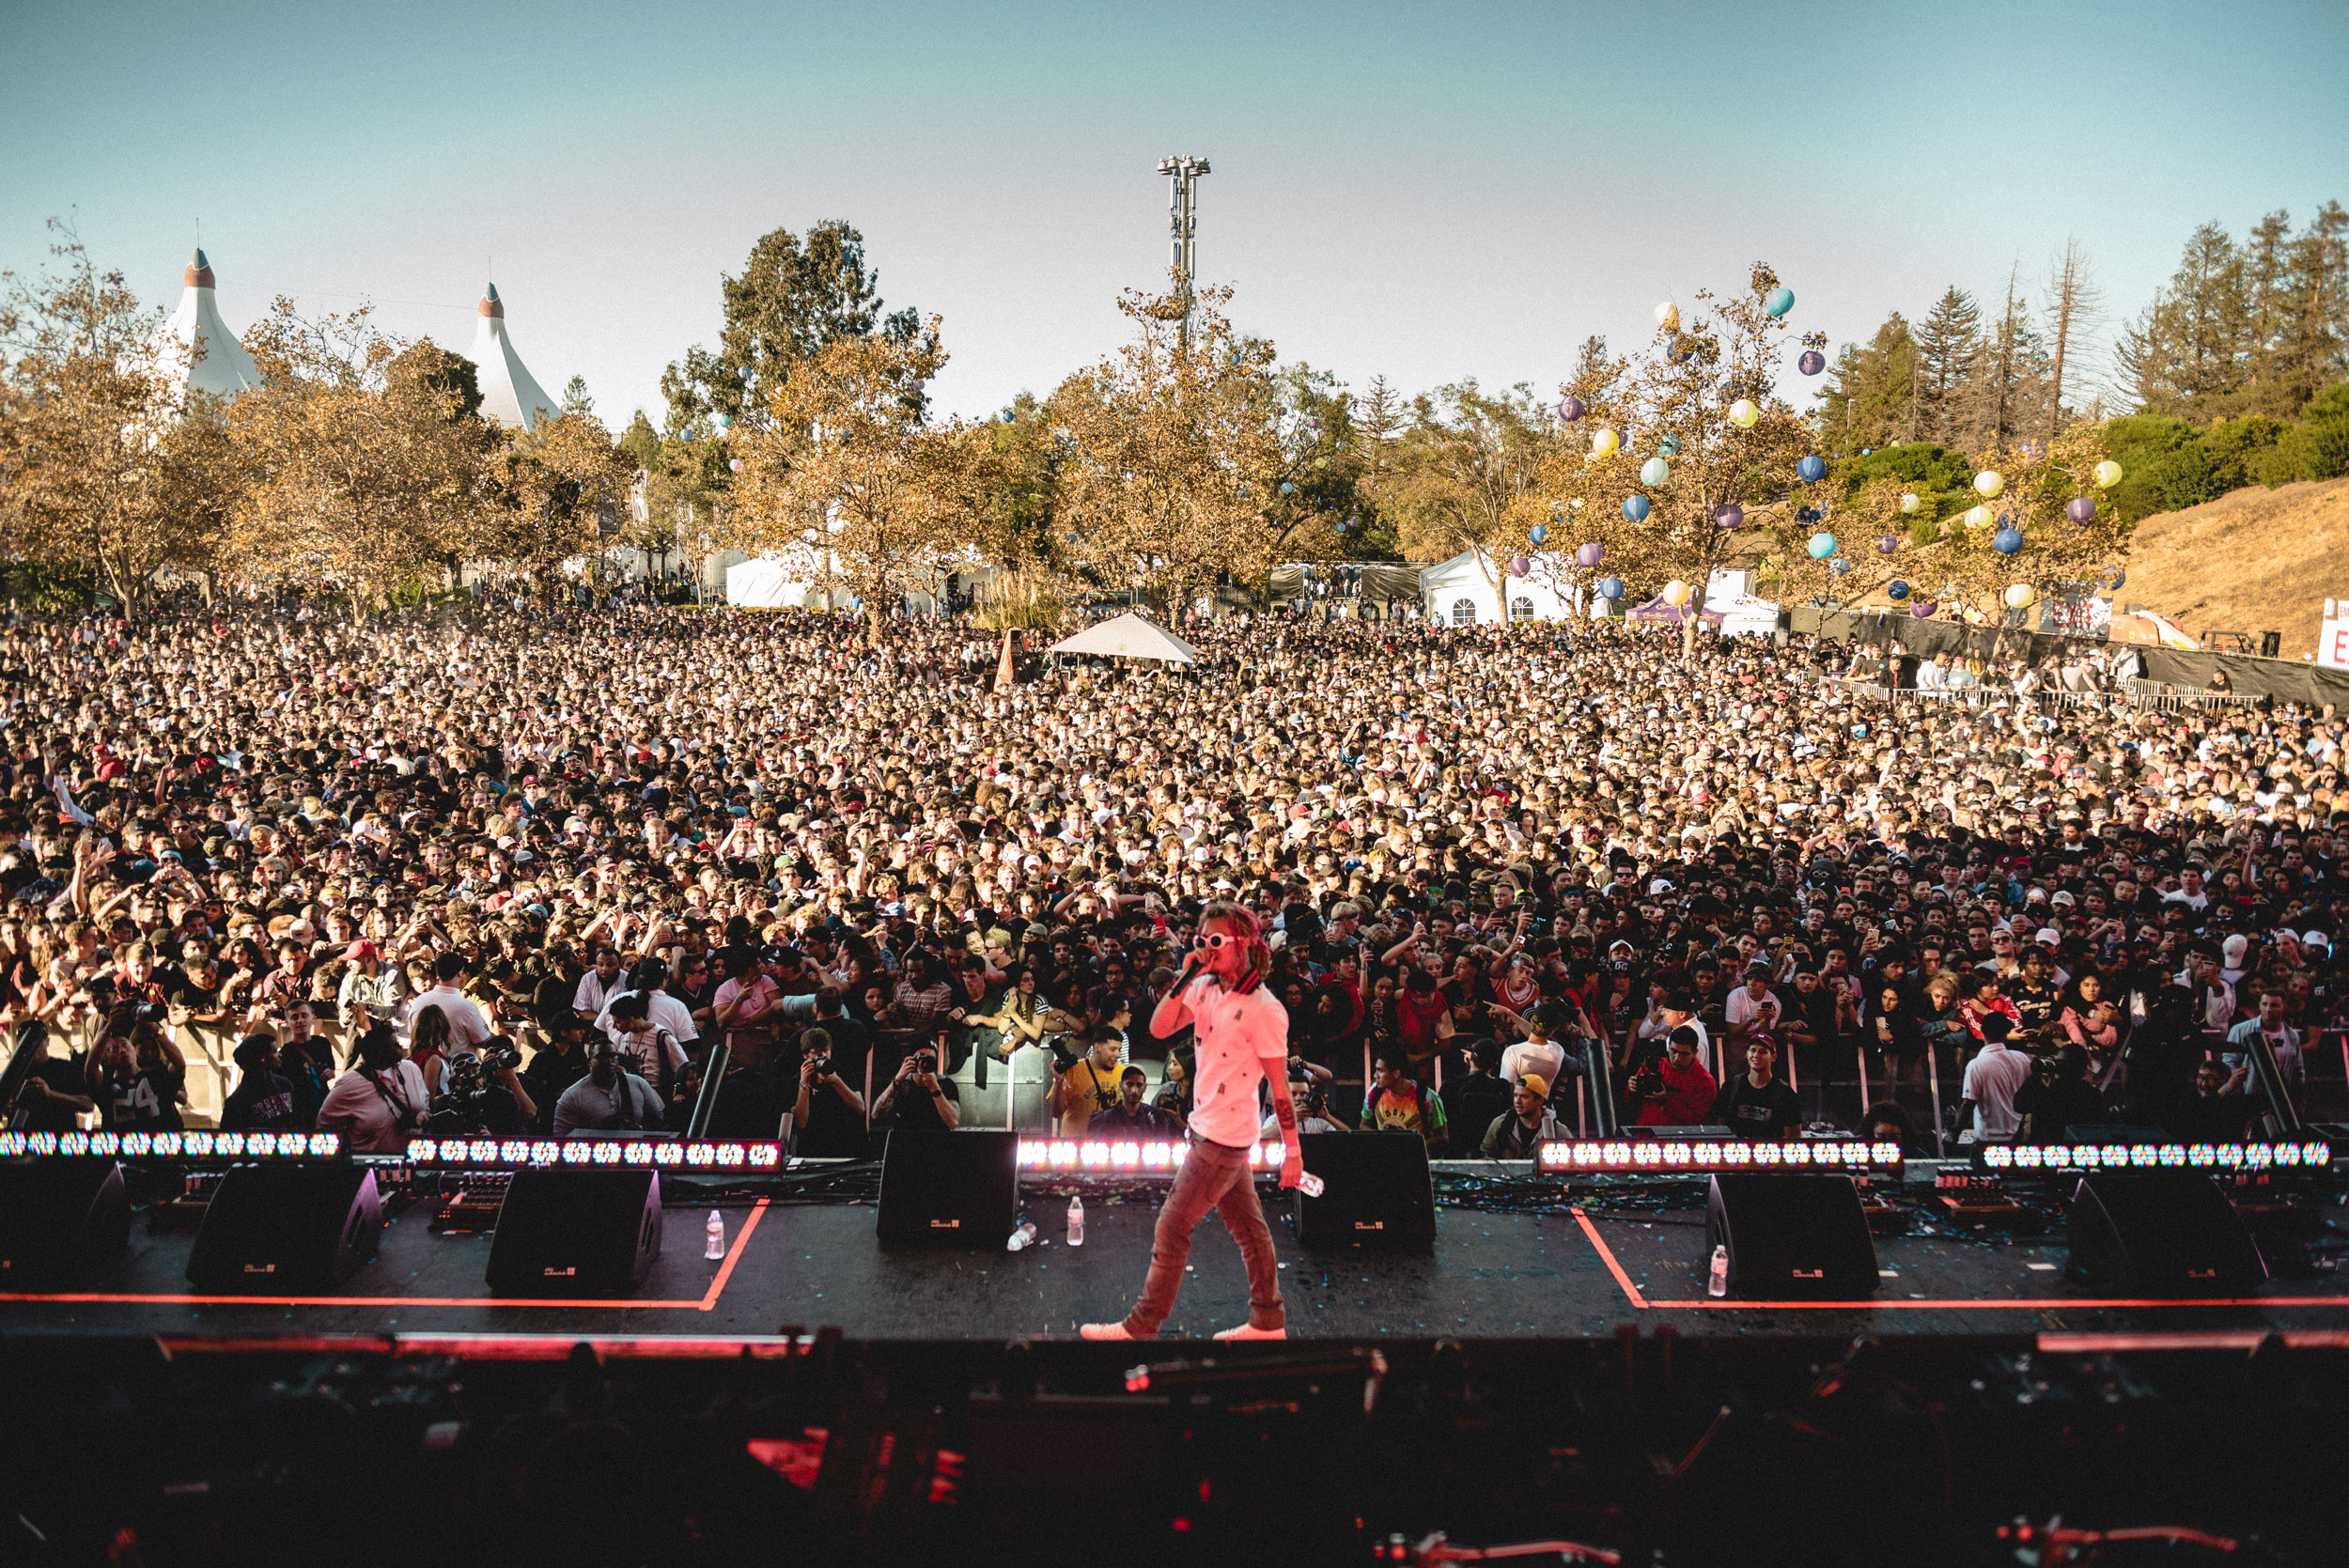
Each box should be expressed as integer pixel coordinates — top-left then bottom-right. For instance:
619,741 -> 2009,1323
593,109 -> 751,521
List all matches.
1374,380 -> 1554,601
226,302 -> 491,619
0,223 -> 238,609
1938,425 -> 2127,620
1566,265 -> 1824,652
1046,283 -> 1287,610
726,318 -> 975,636
477,407 -> 632,596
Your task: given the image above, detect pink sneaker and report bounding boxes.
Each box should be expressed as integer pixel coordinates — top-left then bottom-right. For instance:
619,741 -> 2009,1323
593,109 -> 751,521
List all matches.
1213,1323 -> 1287,1341
1080,1322 -> 1134,1341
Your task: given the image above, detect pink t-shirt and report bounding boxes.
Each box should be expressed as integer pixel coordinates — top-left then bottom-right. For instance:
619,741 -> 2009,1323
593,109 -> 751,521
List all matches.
1179,971 -> 1290,1148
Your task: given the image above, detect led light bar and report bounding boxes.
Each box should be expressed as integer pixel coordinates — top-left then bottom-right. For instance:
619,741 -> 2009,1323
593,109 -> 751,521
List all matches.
1976,1141 -> 2332,1173
1535,1139 -> 1904,1173
401,1137 -> 783,1171
0,1129 -> 341,1160
1014,1139 -> 1291,1172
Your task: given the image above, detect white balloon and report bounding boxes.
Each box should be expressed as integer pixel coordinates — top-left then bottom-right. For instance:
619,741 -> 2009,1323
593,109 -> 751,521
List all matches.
1655,302 -> 1680,332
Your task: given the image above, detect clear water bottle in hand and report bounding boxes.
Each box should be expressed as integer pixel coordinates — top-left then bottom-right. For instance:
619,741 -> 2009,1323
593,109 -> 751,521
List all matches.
1066,1194 -> 1085,1248
1296,1171 -> 1324,1197
1006,1220 -> 1038,1252
706,1209 -> 726,1261
1708,1243 -> 1730,1298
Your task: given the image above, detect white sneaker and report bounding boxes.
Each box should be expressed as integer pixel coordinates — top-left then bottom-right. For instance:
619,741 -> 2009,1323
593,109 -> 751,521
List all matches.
1212,1323 -> 1287,1341
1080,1322 -> 1134,1341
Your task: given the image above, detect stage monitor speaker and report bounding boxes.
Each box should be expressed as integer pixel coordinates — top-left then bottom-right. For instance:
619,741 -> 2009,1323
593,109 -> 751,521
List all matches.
0,1159 -> 130,1288
187,1163 -> 381,1293
877,1130 -> 1018,1244
2066,1173 -> 2266,1295
1293,1130 -> 1435,1249
1705,1173 -> 1878,1296
487,1167 -> 664,1296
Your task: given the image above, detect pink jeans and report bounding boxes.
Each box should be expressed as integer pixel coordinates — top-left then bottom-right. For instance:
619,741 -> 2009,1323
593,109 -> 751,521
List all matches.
1124,1134 -> 1286,1337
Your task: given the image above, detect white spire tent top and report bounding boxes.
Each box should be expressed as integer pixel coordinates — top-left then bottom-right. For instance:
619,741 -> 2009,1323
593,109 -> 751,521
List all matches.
1046,612 -> 1201,663
466,282 -> 556,430
155,248 -> 263,400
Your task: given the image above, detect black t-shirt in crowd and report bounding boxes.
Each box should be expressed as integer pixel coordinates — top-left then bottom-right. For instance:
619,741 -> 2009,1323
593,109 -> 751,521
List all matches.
1711,1073 -> 1801,1139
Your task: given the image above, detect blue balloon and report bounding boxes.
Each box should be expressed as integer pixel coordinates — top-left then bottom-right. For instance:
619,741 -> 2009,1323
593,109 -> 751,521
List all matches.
1807,531 -> 1838,560
1766,286 -> 1795,318
1888,579 -> 1910,600
1993,527 -> 2025,554
1279,481 -> 1295,495
1529,524 -> 1548,545
1797,455 -> 1828,483
1659,434 -> 1681,457
1829,558 -> 1851,577
1623,495 -> 1651,522
1597,577 -> 1624,599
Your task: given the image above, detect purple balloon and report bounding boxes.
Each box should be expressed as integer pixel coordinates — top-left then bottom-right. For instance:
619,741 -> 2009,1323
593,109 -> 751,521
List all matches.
1713,504 -> 1744,530
1509,555 -> 1531,578
1875,534 -> 1899,555
1910,599 -> 1937,618
2066,496 -> 2097,523
1575,540 -> 1604,567
1558,396 -> 1586,422
1798,349 -> 1826,376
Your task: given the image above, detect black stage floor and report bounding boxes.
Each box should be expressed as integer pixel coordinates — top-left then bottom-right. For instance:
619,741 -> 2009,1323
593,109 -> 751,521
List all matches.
7,1184 -> 2348,1344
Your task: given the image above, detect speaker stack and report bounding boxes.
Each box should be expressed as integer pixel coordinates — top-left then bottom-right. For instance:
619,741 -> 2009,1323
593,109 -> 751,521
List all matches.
877,1130 -> 1019,1243
486,1167 -> 666,1296
0,1159 -> 132,1288
1704,1173 -> 1879,1296
2066,1173 -> 2267,1295
186,1164 -> 382,1293
1293,1130 -> 1436,1249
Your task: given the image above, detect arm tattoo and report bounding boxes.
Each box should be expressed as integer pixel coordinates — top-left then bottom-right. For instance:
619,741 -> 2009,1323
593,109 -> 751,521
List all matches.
1274,1097 -> 1297,1131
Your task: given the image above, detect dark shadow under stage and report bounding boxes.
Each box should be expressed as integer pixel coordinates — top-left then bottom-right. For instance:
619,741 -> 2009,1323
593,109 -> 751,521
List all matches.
8,1187 -> 2349,1344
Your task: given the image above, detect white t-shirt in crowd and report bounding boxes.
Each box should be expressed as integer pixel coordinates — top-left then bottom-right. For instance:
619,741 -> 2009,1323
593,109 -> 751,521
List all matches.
1724,987 -> 1781,1033
1500,1036 -> 1566,1089
1176,971 -> 1289,1148
1961,1043 -> 2031,1138
411,983 -> 490,1049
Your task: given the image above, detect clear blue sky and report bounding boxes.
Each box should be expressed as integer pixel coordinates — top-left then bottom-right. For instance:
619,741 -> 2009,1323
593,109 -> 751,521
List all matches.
6,0 -> 2345,428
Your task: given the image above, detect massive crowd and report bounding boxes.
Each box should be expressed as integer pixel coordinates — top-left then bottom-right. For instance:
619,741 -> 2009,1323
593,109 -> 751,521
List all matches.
1,593 -> 2341,1163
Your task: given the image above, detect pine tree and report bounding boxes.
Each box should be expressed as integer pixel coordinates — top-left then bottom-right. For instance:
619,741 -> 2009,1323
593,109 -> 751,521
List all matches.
1914,287 -> 1981,443
2279,201 -> 2349,410
1817,313 -> 1916,453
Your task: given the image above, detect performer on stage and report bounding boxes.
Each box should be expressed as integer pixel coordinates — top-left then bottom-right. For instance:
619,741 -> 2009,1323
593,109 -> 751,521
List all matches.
1081,901 -> 1299,1342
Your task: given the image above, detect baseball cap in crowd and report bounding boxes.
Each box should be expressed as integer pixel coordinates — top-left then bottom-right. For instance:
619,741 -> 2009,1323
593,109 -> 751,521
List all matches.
2049,890 -> 2077,907
2305,931 -> 2331,951
2035,928 -> 2061,947
1515,1073 -> 1550,1098
345,940 -> 378,962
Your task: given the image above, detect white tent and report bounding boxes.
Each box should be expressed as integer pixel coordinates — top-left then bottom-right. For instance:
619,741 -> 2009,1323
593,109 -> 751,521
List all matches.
467,282 -> 556,430
1420,551 -> 1578,626
1047,612 -> 1200,662
155,248 -> 263,400
1703,569 -> 1782,639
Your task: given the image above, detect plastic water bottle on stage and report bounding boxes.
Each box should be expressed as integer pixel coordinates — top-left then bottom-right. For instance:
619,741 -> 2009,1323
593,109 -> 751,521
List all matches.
1006,1220 -> 1038,1251
706,1210 -> 726,1261
1708,1244 -> 1730,1298
1296,1172 -> 1324,1197
1066,1194 -> 1085,1247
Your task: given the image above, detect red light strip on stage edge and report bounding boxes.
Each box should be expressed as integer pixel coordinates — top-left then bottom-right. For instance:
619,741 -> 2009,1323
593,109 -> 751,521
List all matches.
1536,1140 -> 1903,1173
1015,1139 -> 1290,1172
402,1137 -> 782,1171
1977,1140 -> 2331,1173
0,1130 -> 340,1160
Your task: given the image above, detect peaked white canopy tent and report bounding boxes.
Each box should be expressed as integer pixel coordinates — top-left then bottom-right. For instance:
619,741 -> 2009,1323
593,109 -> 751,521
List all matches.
155,248 -> 263,400
467,282 -> 556,430
1047,613 -> 1201,662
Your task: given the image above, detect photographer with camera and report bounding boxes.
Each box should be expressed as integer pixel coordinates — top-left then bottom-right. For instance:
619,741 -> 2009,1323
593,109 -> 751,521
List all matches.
872,1047 -> 958,1131
425,1035 -> 535,1136
791,1026 -> 869,1157
316,1024 -> 426,1153
7,1020 -> 95,1134
1631,1024 -> 1719,1127
552,1040 -> 662,1138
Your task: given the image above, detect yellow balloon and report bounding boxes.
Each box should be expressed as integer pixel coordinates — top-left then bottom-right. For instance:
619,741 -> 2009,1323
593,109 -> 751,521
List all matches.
1591,427 -> 1620,458
1662,579 -> 1691,606
1728,398 -> 1759,428
1655,302 -> 1680,332
1965,505 -> 1993,529
1897,492 -> 1920,514
1973,471 -> 2003,498
2093,459 -> 2123,489
2005,583 -> 2037,609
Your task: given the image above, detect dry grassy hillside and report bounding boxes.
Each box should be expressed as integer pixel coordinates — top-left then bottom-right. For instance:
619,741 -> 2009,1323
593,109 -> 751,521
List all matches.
2113,477 -> 2349,658
1781,476 -> 2349,658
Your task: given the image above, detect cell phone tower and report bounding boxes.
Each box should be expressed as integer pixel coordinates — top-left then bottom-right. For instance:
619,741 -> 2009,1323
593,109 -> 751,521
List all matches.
1157,156 -> 1210,347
